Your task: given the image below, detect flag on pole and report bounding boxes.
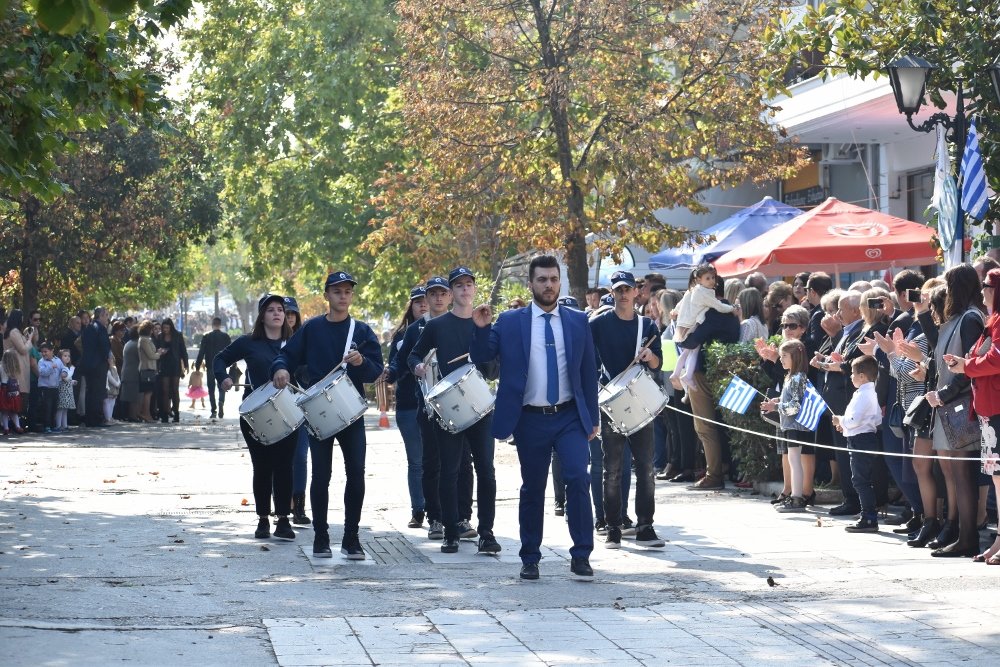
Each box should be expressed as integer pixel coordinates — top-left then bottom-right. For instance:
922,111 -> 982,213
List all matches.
794,380 -> 828,431
719,375 -> 757,415
960,116 -> 989,220
931,125 -> 959,252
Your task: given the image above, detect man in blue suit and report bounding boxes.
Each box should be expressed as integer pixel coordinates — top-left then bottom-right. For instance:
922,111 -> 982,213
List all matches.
471,255 -> 600,580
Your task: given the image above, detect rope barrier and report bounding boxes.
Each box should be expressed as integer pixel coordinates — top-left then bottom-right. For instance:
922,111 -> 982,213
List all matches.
660,400 -> 991,463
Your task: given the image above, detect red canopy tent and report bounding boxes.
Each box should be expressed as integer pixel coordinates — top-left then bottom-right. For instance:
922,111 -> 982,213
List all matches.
713,197 -> 940,279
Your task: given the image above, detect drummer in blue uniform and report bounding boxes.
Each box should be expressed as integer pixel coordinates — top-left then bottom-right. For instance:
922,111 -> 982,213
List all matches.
590,271 -> 665,550
214,293 -> 297,543
271,271 -> 383,560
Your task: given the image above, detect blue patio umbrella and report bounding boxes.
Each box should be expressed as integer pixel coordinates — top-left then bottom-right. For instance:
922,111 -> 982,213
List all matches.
648,196 -> 803,270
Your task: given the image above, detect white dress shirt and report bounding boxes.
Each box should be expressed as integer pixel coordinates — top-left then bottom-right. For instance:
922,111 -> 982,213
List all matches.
840,381 -> 881,438
523,302 -> 574,407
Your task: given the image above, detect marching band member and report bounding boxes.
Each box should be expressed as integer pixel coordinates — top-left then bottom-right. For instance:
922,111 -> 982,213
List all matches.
271,271 -> 383,560
386,277 -> 475,541
214,294 -> 297,542
471,255 -> 600,580
590,271 -> 665,549
409,267 -> 501,555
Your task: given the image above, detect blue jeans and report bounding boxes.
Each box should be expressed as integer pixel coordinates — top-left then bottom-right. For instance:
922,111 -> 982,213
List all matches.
292,426 -> 310,495
653,414 -> 668,471
555,438 -> 628,521
309,418 -> 366,537
882,412 -> 922,515
397,409 -> 424,514
848,431 -> 879,520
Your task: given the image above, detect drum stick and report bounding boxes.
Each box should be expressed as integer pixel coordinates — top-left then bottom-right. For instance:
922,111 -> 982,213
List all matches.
619,336 -> 657,377
447,353 -> 470,364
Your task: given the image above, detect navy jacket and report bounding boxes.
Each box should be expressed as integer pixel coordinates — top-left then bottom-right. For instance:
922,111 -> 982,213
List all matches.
270,314 -> 383,395
677,307 -> 740,371
470,305 -> 599,441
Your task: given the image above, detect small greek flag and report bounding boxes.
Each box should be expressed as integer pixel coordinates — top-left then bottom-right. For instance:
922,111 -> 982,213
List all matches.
719,375 -> 756,415
960,117 -> 989,221
932,125 -> 959,251
795,380 -> 828,431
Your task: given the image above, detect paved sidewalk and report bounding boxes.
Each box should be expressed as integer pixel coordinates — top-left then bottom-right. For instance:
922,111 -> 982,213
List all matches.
2,408 -> 999,666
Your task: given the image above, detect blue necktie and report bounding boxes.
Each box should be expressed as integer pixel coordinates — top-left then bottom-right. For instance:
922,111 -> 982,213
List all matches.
543,313 -> 559,405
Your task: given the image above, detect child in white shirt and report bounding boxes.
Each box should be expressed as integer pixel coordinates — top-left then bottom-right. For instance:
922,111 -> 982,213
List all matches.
670,265 -> 734,395
832,355 -> 882,533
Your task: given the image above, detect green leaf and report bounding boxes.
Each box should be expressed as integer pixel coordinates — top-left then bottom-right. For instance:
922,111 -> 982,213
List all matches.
35,0 -> 77,32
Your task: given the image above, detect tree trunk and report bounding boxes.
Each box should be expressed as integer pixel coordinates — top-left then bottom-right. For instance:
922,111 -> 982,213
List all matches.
530,1 -> 589,304
19,196 -> 42,313
214,287 -> 220,319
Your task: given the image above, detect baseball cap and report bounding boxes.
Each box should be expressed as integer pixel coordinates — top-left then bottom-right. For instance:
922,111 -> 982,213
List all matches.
324,271 -> 357,288
425,276 -> 450,292
600,293 -> 615,306
610,271 -> 636,290
409,286 -> 427,300
258,293 -> 284,313
557,296 -> 580,309
282,296 -> 299,314
448,266 -> 475,285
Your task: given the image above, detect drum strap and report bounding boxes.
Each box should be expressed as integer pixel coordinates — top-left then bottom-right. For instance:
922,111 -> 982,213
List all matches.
600,315 -> 646,385
341,318 -> 356,369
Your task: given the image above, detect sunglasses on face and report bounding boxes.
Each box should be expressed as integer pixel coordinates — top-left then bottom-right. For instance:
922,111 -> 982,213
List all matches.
781,323 -> 801,330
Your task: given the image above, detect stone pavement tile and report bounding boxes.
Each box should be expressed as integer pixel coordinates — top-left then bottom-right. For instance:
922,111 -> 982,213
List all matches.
299,546 -> 376,568
265,618 -> 369,665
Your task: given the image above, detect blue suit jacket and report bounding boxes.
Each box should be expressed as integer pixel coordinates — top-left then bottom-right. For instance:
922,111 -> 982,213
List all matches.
470,305 -> 599,440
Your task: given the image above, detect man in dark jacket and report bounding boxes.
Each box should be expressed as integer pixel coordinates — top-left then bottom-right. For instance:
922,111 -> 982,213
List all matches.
80,307 -> 113,427
195,317 -> 232,419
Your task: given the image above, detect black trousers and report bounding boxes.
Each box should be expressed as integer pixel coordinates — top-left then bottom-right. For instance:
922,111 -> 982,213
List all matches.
418,408 -> 473,524
240,418 -> 296,517
39,387 -> 59,430
83,368 -> 107,426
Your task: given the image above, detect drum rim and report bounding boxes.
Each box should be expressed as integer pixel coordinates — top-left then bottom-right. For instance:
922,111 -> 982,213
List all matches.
426,364 -> 478,400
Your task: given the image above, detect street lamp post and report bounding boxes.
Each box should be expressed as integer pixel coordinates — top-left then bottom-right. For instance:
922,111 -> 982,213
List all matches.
886,56 -> 1000,263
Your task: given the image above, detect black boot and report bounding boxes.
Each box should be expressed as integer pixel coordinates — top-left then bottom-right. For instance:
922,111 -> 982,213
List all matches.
927,519 -> 957,549
291,494 -> 311,525
894,513 -> 923,534
907,518 -> 941,547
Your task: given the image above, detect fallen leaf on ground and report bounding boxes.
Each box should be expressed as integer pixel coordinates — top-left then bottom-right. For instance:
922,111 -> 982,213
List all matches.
240,498 -> 248,506
180,495 -> 190,499
103,479 -> 117,484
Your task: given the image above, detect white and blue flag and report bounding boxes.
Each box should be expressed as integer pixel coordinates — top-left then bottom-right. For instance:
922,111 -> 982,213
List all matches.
719,375 -> 757,415
960,116 -> 989,221
794,380 -> 828,431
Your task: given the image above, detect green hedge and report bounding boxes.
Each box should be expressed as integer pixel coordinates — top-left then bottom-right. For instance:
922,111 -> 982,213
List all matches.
704,340 -> 781,483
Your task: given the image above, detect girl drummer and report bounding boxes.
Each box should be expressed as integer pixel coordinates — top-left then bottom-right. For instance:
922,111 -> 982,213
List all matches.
214,293 -> 297,542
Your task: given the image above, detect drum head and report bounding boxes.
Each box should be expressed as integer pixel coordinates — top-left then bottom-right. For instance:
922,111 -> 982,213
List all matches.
240,383 -> 277,413
426,364 -> 474,401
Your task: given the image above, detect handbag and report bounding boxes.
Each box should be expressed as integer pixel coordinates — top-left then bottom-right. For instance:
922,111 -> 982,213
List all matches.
904,394 -> 932,432
937,392 -> 980,451
887,402 -> 904,438
139,369 -> 157,383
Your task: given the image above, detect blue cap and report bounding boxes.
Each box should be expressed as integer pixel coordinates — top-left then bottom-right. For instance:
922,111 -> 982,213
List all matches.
600,293 -> 615,306
409,286 -> 427,300
610,271 -> 636,289
258,293 -> 284,313
324,271 -> 356,288
558,296 -> 580,309
425,276 -> 451,291
282,296 -> 299,314
448,266 -> 475,285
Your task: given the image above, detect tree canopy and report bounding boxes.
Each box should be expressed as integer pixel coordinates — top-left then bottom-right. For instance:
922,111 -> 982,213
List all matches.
368,0 -> 806,300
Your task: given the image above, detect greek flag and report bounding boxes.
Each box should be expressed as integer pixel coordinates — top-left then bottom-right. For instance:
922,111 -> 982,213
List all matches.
719,375 -> 756,415
794,380 -> 827,431
960,117 -> 989,220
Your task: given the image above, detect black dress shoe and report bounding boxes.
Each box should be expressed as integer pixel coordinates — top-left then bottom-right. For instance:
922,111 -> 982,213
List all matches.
441,537 -> 460,553
928,520 -> 957,549
570,557 -> 594,579
828,503 -> 861,516
669,472 -> 696,483
520,563 -> 539,580
930,541 -> 980,558
894,514 -> 923,534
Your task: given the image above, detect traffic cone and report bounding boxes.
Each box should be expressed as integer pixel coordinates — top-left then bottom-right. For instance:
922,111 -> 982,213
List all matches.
378,411 -> 390,428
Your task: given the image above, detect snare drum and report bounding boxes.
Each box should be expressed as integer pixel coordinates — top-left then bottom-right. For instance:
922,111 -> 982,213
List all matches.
296,368 -> 368,440
425,364 -> 495,433
239,382 -> 305,445
598,365 -> 668,436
